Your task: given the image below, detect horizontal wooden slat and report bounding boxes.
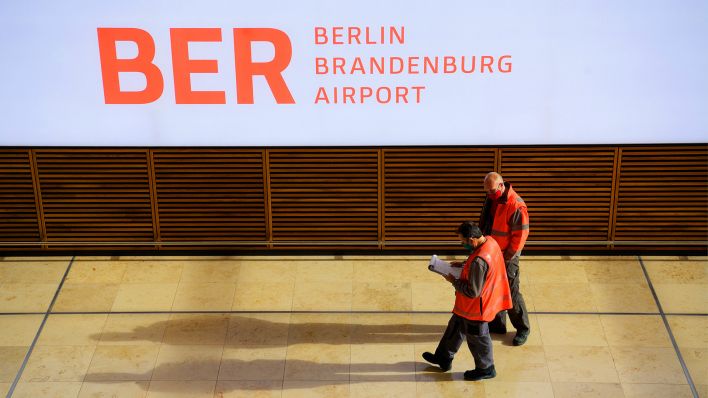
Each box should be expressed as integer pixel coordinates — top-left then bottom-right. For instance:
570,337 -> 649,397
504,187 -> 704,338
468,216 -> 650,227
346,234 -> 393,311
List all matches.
153,149 -> 266,244
615,146 -> 708,241
0,150 -> 40,247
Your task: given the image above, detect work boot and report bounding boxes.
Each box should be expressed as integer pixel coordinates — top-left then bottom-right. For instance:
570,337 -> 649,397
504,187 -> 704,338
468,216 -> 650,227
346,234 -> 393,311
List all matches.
422,352 -> 451,372
463,365 -> 496,381
513,330 -> 530,346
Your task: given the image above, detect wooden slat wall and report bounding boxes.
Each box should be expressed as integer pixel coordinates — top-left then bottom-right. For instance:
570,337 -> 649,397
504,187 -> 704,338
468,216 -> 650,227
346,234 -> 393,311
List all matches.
500,147 -> 616,249
1,144 -> 705,253
35,149 -> 153,249
153,149 -> 266,249
383,148 -> 495,249
0,150 -> 40,248
268,149 -> 379,248
615,146 -> 708,247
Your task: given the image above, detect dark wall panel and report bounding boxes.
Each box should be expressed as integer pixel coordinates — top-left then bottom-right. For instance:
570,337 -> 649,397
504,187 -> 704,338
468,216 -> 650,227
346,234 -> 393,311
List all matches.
0,149 -> 40,249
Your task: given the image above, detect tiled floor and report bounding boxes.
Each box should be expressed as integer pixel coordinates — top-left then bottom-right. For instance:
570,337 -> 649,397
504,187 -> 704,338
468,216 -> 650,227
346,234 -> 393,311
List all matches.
0,255 -> 706,397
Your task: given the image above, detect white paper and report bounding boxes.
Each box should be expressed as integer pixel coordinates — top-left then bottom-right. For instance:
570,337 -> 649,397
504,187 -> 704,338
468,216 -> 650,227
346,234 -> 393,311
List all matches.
428,254 -> 462,279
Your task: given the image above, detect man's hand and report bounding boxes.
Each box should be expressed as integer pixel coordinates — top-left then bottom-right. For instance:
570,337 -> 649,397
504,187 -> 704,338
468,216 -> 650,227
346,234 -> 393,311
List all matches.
444,273 -> 456,283
450,261 -> 464,268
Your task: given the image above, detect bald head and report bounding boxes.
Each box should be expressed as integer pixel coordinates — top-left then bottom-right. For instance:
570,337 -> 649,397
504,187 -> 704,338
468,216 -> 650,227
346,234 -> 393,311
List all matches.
484,172 -> 504,192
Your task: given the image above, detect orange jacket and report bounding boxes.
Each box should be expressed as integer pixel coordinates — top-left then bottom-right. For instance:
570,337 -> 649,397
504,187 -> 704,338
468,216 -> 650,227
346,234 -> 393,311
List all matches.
479,183 -> 530,260
453,236 -> 513,322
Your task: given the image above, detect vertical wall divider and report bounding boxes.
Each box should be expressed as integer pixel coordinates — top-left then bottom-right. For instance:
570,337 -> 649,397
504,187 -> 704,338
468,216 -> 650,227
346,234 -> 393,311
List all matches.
263,149 -> 273,249
28,149 -> 47,250
378,149 -> 385,249
608,147 -> 622,249
494,148 -> 502,174
146,149 -> 161,249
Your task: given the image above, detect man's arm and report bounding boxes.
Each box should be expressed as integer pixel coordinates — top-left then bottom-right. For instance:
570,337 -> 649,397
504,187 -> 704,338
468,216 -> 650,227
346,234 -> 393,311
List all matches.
451,257 -> 488,298
505,206 -> 529,261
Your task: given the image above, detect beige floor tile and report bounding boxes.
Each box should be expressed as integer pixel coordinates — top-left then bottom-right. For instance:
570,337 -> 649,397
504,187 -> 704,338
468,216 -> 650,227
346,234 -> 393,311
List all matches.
681,347 -> 707,385
121,261 -> 183,283
643,260 -> 708,284
531,283 -> 598,312
667,315 -> 708,348
0,346 -> 28,382
582,260 -> 645,284
2,256 -> 72,262
653,284 -> 708,313
415,380 -> 485,397
214,380 -> 282,398
350,380 -> 417,398
352,260 -> 432,283
524,261 -> 589,284
84,345 -> 160,381
600,315 -> 672,347
350,344 -> 415,382
551,382 -> 624,398
38,315 -> 108,346
294,260 -> 354,283
232,279 -> 294,311
288,313 -> 351,345
65,261 -> 127,284
0,315 -> 43,345
281,380 -> 349,397
283,344 -> 350,381
162,314 -> 229,345
226,314 -> 290,346
235,262 -> 296,284
53,283 -> 119,312
171,283 -> 236,311
621,383 -> 694,398
0,283 -> 57,312
21,345 -> 96,382
537,314 -> 607,346
99,314 -> 170,346
698,384 -> 708,398
493,344 -> 551,382
350,313 -> 441,345
291,281 -> 351,311
609,346 -> 686,384
179,261 -> 240,283
0,261 -> 68,283
79,381 -> 149,398
544,346 -> 619,383
218,345 -> 287,380
482,381 -> 554,398
0,383 -> 9,397
589,283 -> 658,313
111,283 -> 178,312
12,381 -> 83,398
411,282 -> 454,311
146,380 -> 216,397
152,345 -> 223,381
351,282 -> 412,311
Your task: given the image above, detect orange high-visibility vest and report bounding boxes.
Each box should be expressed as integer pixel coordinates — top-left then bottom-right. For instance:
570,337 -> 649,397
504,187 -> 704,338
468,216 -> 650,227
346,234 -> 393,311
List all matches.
489,185 -> 529,254
452,236 -> 512,322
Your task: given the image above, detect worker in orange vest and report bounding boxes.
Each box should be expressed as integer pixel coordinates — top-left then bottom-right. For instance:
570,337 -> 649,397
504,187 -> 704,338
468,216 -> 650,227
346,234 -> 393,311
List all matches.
479,172 -> 531,346
422,221 -> 512,381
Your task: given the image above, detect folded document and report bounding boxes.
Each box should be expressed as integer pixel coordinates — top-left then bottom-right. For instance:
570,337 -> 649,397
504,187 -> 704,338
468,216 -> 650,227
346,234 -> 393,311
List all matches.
428,254 -> 462,279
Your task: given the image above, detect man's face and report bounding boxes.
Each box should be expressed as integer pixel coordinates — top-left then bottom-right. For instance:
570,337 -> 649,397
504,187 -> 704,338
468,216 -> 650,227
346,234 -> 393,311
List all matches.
485,179 -> 503,197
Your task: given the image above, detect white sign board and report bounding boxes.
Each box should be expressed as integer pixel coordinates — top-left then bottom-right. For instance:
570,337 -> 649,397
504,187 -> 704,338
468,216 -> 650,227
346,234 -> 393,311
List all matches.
0,1 -> 706,146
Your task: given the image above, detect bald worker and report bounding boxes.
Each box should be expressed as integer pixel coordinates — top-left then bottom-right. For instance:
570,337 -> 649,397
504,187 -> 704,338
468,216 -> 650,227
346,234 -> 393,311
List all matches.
479,172 -> 531,346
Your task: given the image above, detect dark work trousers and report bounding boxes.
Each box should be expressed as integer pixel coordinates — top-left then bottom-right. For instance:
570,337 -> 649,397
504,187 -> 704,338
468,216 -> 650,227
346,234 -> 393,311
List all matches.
489,257 -> 530,333
434,313 -> 494,370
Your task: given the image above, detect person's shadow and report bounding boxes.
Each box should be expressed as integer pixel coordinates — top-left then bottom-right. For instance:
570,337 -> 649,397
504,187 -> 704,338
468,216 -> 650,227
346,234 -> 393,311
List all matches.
85,314 -> 493,393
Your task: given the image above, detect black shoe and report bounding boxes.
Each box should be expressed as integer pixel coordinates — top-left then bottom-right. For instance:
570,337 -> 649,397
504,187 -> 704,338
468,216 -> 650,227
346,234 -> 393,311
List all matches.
489,325 -> 507,334
422,351 -> 451,372
513,330 -> 530,346
463,365 -> 496,381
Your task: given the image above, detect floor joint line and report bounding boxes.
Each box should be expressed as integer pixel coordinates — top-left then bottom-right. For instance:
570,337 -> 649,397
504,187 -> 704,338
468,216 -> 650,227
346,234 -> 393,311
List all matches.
638,255 -> 698,398
5,255 -> 75,398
